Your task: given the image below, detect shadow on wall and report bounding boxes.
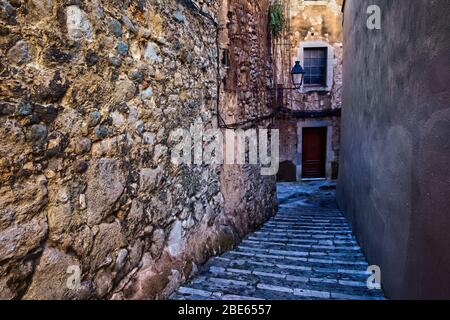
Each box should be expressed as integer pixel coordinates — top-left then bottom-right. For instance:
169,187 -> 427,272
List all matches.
277,161 -> 297,182
337,0 -> 450,299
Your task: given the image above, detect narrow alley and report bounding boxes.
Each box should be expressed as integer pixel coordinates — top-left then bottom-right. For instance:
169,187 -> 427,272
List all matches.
171,183 -> 385,300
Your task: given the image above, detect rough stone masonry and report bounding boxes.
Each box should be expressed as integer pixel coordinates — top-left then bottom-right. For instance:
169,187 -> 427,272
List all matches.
0,0 -> 277,299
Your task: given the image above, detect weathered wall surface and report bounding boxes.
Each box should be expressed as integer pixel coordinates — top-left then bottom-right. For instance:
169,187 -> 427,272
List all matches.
0,0 -> 276,300
338,0 -> 450,299
290,0 -> 343,46
284,0 -> 343,112
219,0 -> 273,124
276,119 -> 297,181
218,0 -> 277,240
276,0 -> 343,181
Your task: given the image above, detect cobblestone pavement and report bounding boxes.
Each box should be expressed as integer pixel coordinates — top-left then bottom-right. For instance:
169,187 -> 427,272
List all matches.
171,182 -> 386,300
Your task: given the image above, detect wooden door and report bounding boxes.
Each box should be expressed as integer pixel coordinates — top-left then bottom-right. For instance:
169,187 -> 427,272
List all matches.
302,127 -> 327,179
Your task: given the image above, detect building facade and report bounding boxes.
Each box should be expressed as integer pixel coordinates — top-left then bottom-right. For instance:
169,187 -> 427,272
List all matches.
275,0 -> 343,182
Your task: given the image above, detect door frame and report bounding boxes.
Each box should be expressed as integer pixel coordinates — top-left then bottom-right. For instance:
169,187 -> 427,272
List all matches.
297,120 -> 334,181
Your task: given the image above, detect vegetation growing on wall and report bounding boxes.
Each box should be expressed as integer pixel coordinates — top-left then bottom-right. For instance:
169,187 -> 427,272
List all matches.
269,4 -> 284,37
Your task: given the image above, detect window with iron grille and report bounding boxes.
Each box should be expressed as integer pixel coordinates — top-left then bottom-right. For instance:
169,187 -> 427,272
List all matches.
303,47 -> 327,86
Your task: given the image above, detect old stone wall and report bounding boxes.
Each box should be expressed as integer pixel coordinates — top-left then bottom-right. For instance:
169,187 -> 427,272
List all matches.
217,0 -> 277,241
0,0 -> 276,300
219,0 -> 273,124
337,0 -> 450,299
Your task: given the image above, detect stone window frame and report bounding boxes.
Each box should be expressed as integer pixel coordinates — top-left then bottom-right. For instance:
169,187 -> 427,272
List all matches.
296,120 -> 335,181
302,0 -> 330,6
295,41 -> 334,93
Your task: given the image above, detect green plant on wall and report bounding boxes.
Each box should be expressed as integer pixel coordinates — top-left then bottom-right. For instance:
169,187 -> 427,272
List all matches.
269,4 -> 284,38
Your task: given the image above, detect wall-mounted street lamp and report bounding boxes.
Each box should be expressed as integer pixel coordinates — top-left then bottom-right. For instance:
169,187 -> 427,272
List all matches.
291,61 -> 305,89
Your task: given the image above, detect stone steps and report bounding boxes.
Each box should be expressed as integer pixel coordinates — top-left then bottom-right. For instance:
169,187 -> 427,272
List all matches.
171,183 -> 386,300
215,255 -> 372,280
239,241 -> 363,253
247,236 -> 358,246
173,273 -> 383,301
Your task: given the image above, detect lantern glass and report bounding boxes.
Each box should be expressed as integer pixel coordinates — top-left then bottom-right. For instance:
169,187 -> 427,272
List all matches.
291,61 -> 305,89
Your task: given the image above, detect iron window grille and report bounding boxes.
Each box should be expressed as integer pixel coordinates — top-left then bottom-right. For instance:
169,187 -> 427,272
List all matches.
303,47 -> 327,87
